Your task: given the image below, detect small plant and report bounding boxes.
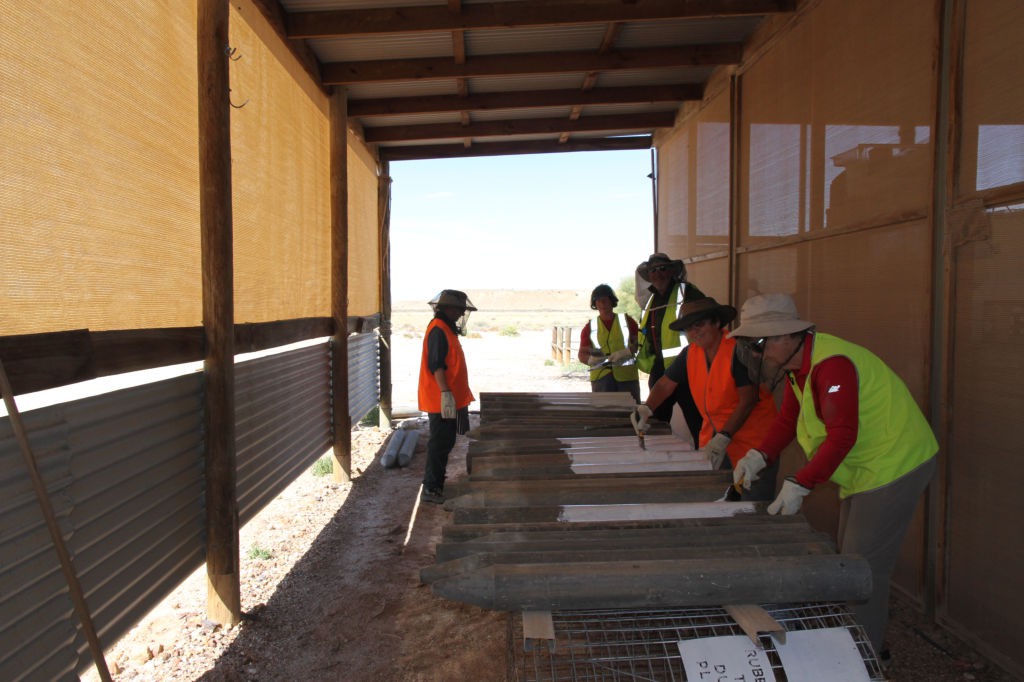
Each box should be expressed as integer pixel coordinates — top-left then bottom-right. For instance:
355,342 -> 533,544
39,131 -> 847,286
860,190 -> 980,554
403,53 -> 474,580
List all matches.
544,359 -> 554,366
360,406 -> 380,426
466,331 -> 483,339
310,455 -> 333,477
247,544 -> 272,561
499,325 -> 520,337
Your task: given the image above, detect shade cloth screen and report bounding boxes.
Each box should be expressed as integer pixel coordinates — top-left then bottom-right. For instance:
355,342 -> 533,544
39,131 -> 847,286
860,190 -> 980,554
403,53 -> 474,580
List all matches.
657,92 -> 731,260
230,3 -> 331,324
958,0 -> 1024,197
1,4 -> 202,335
739,0 -> 936,245
347,131 -> 381,317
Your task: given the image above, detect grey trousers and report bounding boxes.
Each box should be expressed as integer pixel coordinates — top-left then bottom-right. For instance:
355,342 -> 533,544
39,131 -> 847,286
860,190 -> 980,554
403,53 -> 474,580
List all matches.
837,456 -> 937,652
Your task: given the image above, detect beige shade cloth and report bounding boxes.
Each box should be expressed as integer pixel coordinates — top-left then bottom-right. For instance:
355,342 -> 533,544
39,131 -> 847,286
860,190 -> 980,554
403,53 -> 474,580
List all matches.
2,3 -> 201,335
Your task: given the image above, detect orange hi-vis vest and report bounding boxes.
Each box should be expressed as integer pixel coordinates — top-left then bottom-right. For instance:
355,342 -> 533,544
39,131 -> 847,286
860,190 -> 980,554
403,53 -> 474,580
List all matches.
686,335 -> 778,467
418,317 -> 474,413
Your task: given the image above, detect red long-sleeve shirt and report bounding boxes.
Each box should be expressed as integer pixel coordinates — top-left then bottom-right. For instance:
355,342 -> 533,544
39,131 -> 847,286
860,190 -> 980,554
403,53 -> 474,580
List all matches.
758,334 -> 860,489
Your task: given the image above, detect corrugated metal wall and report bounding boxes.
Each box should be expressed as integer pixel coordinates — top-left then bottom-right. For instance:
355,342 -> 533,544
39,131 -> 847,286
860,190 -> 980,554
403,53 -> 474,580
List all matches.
0,374 -> 205,681
348,331 -> 381,424
236,344 -> 332,526
653,0 -> 1024,675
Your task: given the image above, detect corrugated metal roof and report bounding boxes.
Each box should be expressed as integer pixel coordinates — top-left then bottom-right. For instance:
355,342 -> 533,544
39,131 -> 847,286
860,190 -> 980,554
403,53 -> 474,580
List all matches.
270,0 -> 793,158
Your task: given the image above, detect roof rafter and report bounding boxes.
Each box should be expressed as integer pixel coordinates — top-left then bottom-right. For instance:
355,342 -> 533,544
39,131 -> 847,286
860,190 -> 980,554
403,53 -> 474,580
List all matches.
323,44 -> 743,84
363,112 -> 677,143
288,0 -> 791,38
379,136 -> 653,162
348,84 -> 702,117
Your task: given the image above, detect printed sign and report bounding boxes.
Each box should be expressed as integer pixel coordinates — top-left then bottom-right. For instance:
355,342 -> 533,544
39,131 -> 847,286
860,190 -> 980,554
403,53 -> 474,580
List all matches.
774,627 -> 871,682
678,635 -> 776,682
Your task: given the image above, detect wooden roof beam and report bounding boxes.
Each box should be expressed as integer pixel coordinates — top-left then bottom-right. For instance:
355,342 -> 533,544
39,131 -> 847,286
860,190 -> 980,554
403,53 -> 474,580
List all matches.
323,44 -> 743,84
379,136 -> 653,161
363,112 -> 676,143
348,84 -> 701,117
288,0 -> 792,38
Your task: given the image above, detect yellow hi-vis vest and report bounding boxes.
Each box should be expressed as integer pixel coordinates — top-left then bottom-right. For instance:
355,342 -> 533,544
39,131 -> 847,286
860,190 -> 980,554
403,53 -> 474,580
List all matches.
588,315 -> 640,383
636,282 -> 685,374
791,333 -> 938,498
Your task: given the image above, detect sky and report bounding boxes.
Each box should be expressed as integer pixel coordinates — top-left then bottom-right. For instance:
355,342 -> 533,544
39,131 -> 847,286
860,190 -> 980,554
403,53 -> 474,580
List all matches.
388,149 -> 657,301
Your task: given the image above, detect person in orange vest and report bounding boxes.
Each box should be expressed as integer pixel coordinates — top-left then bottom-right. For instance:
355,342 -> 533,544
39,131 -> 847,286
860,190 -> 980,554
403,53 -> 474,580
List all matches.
417,289 -> 477,505
728,293 -> 938,654
577,284 -> 641,402
633,295 -> 779,500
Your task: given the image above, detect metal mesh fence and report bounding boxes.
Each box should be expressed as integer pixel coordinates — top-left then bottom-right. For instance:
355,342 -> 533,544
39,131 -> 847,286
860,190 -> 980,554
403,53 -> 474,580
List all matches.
509,603 -> 884,682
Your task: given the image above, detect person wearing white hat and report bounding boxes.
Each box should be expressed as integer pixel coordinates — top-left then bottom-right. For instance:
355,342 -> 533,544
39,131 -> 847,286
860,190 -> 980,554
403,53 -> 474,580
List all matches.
728,292 -> 938,654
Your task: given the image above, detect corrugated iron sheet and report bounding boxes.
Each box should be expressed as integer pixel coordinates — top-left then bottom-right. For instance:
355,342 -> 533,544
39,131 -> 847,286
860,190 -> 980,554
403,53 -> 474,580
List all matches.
235,343 -> 332,526
0,373 -> 205,681
348,331 -> 381,424
312,31 -> 452,62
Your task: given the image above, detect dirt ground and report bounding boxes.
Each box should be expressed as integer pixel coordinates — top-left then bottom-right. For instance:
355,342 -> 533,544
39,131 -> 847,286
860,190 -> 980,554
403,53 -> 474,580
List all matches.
86,330 -> 1017,681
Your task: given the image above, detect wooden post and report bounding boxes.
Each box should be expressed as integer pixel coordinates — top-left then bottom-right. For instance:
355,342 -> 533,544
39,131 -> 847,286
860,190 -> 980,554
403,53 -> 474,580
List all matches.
331,88 -> 352,482
197,0 -> 240,626
377,159 -> 393,428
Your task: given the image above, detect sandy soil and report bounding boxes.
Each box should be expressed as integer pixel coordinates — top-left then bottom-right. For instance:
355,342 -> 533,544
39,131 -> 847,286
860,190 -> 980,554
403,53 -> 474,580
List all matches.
85,330 -> 1016,681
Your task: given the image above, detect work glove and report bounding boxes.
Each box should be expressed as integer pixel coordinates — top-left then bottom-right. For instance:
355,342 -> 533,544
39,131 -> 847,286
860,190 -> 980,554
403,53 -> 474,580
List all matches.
609,349 -> 633,364
767,477 -> 811,515
706,432 -> 731,469
586,354 -> 606,367
440,390 -> 456,419
631,404 -> 653,435
732,449 -> 767,490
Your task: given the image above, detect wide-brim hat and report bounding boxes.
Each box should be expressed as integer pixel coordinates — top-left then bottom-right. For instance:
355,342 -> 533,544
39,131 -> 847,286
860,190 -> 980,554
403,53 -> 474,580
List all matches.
636,252 -> 685,280
727,293 -> 813,338
669,296 -> 736,331
429,289 -> 478,311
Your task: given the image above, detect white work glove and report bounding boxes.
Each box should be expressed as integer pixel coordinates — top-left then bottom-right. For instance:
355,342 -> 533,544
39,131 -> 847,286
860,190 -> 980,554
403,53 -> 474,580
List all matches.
767,477 -> 812,515
586,353 -> 606,367
706,432 -> 731,469
440,390 -> 456,419
732,449 -> 767,490
609,349 -> 633,364
631,404 -> 653,435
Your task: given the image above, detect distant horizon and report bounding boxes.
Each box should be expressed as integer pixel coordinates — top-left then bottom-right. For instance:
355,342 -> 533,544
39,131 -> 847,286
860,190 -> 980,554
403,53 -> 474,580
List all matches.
388,150 -> 655,301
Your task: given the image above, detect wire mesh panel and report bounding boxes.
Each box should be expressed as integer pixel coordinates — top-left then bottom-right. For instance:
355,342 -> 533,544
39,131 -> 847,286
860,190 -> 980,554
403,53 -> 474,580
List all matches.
510,603 -> 884,682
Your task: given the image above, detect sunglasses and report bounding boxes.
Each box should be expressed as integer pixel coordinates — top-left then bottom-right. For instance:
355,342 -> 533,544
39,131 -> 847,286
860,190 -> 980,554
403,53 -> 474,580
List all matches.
743,337 -> 768,353
648,265 -> 670,273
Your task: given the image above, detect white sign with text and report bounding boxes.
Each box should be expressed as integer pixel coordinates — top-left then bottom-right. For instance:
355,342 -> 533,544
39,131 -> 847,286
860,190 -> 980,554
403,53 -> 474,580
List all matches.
677,635 -> 776,682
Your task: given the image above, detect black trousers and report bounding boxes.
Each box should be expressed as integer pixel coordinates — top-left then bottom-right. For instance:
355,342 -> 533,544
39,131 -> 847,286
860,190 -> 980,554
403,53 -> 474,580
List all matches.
423,412 -> 457,492
648,362 -> 702,445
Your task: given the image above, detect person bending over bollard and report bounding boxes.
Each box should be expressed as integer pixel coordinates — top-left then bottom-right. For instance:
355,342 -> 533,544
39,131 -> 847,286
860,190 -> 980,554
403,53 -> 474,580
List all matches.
728,292 -> 937,655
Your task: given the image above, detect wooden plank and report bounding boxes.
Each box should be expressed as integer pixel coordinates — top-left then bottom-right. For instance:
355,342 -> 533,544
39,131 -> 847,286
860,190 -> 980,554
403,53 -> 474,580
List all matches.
424,541 -> 836,583
724,604 -> 787,645
441,512 -> 808,541
322,45 -> 744,85
430,555 -> 874,611
435,528 -> 833,563
289,1 -> 790,38
379,136 -> 653,162
451,501 -> 759,525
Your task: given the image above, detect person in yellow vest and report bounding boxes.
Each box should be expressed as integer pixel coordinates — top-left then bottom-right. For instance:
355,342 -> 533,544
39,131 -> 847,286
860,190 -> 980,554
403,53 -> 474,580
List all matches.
635,253 -> 705,444
728,293 -> 938,653
417,289 -> 477,505
632,296 -> 779,500
577,284 -> 641,402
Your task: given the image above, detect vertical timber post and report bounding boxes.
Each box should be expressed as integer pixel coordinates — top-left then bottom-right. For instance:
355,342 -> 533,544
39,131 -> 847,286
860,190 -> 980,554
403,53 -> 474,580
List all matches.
331,88 -> 352,483
378,160 -> 393,428
197,0 -> 240,626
